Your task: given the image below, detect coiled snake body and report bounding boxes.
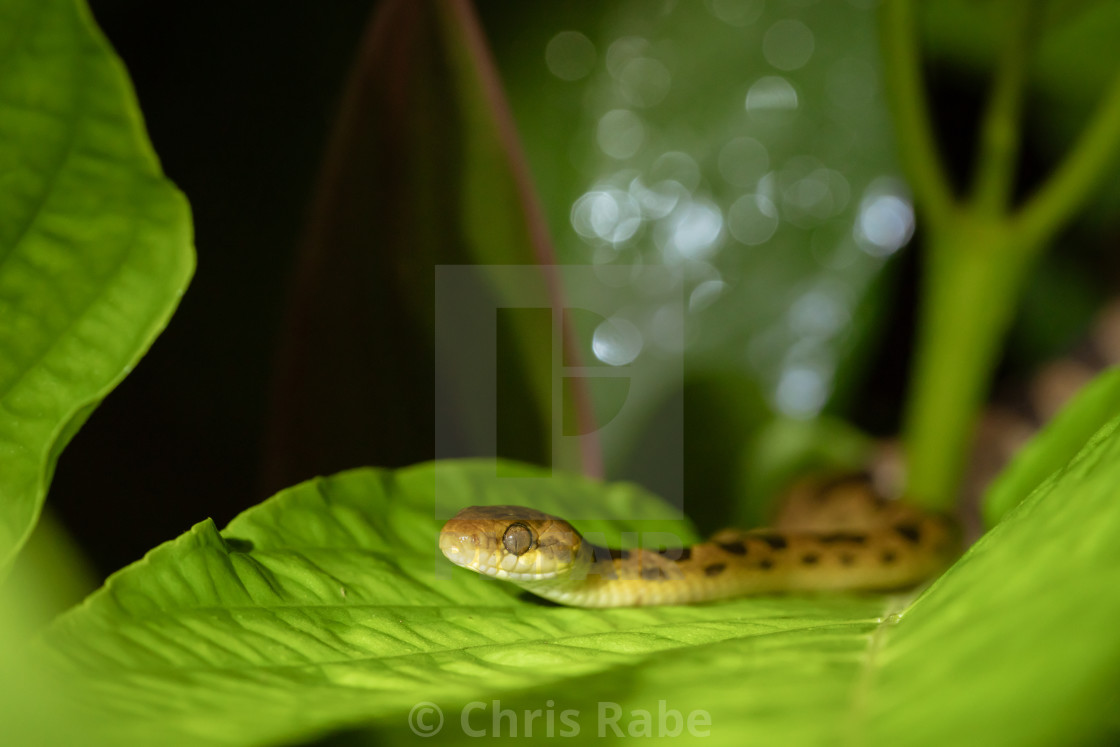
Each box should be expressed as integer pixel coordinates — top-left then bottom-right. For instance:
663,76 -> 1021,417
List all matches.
440,473 -> 958,607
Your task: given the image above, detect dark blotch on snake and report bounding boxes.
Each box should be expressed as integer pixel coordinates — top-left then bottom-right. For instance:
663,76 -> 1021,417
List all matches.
758,558 -> 774,570
754,532 -> 788,550
801,553 -> 819,565
818,532 -> 868,545
894,523 -> 922,544
839,552 -> 856,566
882,550 -> 897,564
718,540 -> 748,555
641,566 -> 667,580
704,563 -> 726,577
608,548 -> 631,560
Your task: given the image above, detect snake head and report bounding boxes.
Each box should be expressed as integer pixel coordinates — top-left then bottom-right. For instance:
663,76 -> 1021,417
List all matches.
439,505 -> 584,581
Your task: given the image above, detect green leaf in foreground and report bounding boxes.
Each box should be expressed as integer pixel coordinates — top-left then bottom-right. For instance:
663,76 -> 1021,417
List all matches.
28,447 -> 1120,745
36,461 -> 700,745
871,413 -> 1120,745
0,0 -> 195,573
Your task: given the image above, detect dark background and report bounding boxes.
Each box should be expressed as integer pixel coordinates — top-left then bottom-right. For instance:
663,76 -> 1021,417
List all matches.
52,2 -> 373,577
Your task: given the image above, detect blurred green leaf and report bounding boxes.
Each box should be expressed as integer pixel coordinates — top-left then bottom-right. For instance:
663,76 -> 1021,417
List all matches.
4,509 -> 97,629
0,509 -> 100,745
0,571 -> 91,746
983,365 -> 1120,526
263,0 -> 594,490
0,0 -> 194,574
674,371 -> 770,534
872,411 -> 1120,745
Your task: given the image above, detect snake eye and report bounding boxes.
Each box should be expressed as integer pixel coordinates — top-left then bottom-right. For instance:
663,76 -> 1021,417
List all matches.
502,523 -> 535,556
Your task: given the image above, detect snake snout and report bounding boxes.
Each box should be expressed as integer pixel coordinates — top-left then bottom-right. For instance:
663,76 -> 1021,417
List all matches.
438,526 -> 481,566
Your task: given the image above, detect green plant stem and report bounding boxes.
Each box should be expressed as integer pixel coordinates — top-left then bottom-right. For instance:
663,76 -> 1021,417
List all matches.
887,0 -> 1120,509
904,3 -> 1036,507
879,0 -> 954,228
970,1 -> 1034,215
903,221 -> 1042,508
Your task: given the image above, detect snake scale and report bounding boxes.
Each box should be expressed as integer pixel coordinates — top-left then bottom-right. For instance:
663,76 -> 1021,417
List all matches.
440,473 -> 959,607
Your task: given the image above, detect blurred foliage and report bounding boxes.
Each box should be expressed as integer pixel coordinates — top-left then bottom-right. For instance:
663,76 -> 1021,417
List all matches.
482,0 -> 909,518
883,0 -> 1120,507
921,0 -> 1120,370
924,0 -> 1120,207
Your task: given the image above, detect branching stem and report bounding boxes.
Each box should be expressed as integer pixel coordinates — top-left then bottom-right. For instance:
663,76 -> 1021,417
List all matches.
879,0 -> 1120,511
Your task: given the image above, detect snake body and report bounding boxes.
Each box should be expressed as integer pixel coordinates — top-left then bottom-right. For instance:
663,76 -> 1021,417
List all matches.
439,474 -> 958,607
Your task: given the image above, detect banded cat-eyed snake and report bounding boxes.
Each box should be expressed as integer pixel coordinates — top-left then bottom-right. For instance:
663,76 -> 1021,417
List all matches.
440,473 -> 958,607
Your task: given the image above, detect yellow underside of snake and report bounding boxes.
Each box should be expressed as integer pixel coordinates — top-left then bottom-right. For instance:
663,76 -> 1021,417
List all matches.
439,473 -> 959,607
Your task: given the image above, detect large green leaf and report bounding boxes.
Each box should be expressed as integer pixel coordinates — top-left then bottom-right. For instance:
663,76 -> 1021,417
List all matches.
27,446 -> 1120,745
870,413 -> 1120,745
36,461 -> 698,745
0,0 -> 194,573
